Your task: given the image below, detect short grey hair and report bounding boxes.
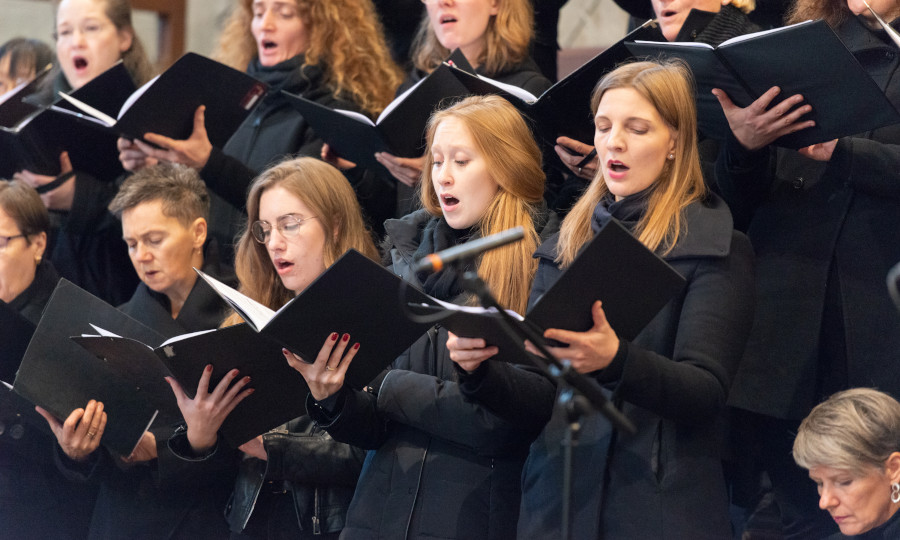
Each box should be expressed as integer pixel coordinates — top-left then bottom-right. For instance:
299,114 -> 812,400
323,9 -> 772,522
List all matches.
794,388 -> 900,475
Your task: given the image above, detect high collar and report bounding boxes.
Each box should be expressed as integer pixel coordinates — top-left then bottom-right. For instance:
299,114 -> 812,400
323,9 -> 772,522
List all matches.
536,192 -> 733,262
675,5 -> 759,46
247,53 -> 327,96
838,13 -> 900,53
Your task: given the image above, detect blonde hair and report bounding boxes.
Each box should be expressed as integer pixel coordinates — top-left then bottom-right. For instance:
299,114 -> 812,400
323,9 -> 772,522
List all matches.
419,95 -> 544,314
109,163 -> 210,226
794,388 -> 900,476
412,0 -> 533,76
556,60 -> 707,267
223,157 -> 378,325
53,0 -> 154,86
214,0 -> 401,116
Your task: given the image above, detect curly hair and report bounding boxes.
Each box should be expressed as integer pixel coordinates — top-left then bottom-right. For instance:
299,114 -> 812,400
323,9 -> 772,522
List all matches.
214,0 -> 401,116
412,0 -> 533,76
787,0 -> 852,27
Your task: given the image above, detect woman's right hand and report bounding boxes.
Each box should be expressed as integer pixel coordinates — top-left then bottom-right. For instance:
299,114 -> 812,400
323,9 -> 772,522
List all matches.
117,137 -> 158,172
554,136 -> 597,180
374,152 -> 424,187
165,366 -> 253,454
712,86 -> 815,151
36,400 -> 106,462
446,331 -> 498,373
284,332 -> 360,401
320,143 -> 357,170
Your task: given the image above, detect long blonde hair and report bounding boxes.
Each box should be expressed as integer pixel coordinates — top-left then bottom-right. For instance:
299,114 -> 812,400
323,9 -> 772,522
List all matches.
214,0 -> 401,116
412,0 -> 533,76
419,95 -> 544,314
556,60 -> 707,267
223,157 -> 378,326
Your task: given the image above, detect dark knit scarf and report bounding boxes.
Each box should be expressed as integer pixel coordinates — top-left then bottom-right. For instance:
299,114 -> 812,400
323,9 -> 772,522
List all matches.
590,188 -> 651,235
413,218 -> 476,301
676,5 -> 760,47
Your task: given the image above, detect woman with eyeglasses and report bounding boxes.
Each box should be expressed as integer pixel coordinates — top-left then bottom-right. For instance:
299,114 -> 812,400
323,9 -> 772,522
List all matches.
293,95 -> 554,540
13,0 -> 154,305
0,180 -> 97,539
166,157 -> 376,539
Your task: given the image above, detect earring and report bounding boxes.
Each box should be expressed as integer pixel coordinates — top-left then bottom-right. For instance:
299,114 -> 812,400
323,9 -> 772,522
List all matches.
667,153 -> 675,160
891,482 -> 900,504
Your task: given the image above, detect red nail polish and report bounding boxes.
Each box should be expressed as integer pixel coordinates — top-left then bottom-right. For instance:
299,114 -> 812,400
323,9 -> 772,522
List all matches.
205,364 -> 213,373
353,343 -> 360,350
342,334 -> 350,342
243,376 -> 251,383
331,332 -> 338,341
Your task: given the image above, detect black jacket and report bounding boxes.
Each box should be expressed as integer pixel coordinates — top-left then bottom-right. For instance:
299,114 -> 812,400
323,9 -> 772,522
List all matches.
55,251 -> 237,540
721,15 -> 900,420
307,210 -> 552,540
517,194 -> 755,539
199,55 -> 395,242
1,260 -> 98,540
221,415 -> 364,537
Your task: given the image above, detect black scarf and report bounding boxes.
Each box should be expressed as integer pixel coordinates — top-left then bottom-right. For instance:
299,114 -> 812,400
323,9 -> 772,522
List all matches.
590,189 -> 651,235
413,218 -> 476,301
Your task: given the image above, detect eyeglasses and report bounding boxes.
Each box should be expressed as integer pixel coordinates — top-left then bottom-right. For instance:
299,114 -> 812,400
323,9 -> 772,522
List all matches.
251,214 -> 317,244
0,234 -> 26,249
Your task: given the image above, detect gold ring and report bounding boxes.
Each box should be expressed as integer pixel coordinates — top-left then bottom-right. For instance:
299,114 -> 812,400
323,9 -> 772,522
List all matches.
87,432 -> 95,438
325,366 -> 336,371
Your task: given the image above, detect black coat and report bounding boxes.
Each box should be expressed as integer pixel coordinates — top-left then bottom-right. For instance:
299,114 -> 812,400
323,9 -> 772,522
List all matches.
55,251 -> 237,540
517,194 -> 755,539
307,211 -> 552,539
198,55 -> 395,243
1,260 -> 98,540
721,15 -> 900,420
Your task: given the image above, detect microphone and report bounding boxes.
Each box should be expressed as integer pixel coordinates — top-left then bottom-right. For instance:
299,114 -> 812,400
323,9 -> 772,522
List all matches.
413,226 -> 525,274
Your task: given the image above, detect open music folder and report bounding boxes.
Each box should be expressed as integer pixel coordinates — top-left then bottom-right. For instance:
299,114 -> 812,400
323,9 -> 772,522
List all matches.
625,19 -> 900,148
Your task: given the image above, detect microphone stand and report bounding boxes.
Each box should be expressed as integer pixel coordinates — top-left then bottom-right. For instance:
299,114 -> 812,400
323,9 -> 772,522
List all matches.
455,265 -> 635,540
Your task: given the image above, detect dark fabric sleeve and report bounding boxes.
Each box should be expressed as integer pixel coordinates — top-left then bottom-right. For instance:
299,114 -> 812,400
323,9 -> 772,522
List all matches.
374,369 -> 535,456
833,136 -> 900,201
65,172 -> 119,234
53,443 -> 106,484
262,424 -> 365,488
457,361 -> 557,440
198,148 -> 256,210
306,388 -> 388,451
713,135 -> 777,231
602,232 -> 756,425
158,426 -> 237,490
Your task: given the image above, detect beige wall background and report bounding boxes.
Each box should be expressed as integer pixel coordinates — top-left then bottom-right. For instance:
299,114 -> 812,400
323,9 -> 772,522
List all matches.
0,0 -> 628,68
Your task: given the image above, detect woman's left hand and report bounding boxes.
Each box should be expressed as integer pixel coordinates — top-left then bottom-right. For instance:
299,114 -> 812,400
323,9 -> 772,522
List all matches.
134,105 -> 213,170
238,435 -> 267,461
446,331 -> 498,373
121,431 -> 157,464
526,301 -> 620,374
374,152 -> 424,187
798,139 -> 838,162
14,151 -> 75,210
285,332 -> 359,401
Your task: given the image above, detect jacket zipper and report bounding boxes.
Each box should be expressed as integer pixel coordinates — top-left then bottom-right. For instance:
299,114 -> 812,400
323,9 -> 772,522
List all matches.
312,487 -> 321,535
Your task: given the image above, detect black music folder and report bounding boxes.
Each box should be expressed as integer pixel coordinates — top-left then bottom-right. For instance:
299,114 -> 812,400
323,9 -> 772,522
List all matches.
416,219 -> 686,360
13,279 -> 166,456
74,324 -> 305,448
448,20 -> 662,152
625,19 -> 900,148
0,64 -> 53,128
197,249 -> 435,389
0,62 -> 134,179
54,52 -> 268,148
281,49 -> 474,173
